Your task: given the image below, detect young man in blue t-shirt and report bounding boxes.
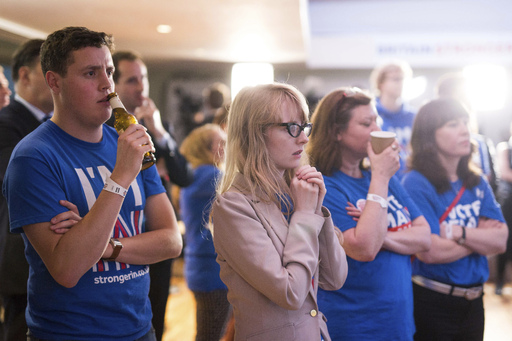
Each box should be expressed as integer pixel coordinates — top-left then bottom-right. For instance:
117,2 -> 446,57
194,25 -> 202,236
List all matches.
370,61 -> 416,179
2,27 -> 183,341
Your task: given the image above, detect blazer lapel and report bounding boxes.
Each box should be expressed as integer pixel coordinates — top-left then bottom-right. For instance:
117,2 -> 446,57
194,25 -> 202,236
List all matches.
231,174 -> 290,248
253,200 -> 289,247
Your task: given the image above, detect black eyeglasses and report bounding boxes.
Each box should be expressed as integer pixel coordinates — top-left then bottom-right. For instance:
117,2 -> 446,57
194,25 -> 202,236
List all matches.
276,122 -> 313,138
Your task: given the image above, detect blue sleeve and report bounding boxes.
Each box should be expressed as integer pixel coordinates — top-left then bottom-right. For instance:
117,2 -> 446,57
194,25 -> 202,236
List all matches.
324,176 -> 356,232
142,162 -> 166,197
402,171 -> 441,235
4,155 -> 68,233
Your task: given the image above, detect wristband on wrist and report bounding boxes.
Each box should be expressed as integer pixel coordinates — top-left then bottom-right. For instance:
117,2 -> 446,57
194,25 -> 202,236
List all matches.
444,223 -> 453,240
457,226 -> 466,245
366,193 -> 388,208
103,177 -> 128,198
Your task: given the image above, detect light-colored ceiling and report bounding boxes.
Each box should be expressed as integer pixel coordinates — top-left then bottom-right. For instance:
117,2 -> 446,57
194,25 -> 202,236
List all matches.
2,0 -> 511,69
0,0 -> 307,64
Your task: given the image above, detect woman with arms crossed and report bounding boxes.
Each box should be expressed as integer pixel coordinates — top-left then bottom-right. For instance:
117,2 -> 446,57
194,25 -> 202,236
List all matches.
211,83 -> 347,341
307,87 -> 430,341
402,98 -> 508,341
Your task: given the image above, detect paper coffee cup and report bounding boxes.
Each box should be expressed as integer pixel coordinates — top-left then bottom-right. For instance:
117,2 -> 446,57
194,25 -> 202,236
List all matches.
370,131 -> 396,154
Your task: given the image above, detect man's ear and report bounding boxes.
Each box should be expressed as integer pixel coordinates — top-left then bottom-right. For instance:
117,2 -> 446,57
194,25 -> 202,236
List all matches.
17,66 -> 30,84
45,71 -> 60,94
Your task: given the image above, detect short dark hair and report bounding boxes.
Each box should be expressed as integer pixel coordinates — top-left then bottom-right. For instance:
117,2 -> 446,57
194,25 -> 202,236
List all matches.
12,39 -> 45,82
112,50 -> 143,83
203,82 -> 230,109
408,98 -> 480,192
41,26 -> 114,77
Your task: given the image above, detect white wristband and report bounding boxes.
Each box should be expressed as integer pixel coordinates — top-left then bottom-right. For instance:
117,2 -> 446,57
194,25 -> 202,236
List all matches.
366,193 -> 388,208
103,177 -> 128,198
443,222 -> 453,240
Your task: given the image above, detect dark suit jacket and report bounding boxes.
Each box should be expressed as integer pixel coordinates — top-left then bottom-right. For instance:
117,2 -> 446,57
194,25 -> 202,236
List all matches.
0,100 -> 41,295
212,175 -> 348,341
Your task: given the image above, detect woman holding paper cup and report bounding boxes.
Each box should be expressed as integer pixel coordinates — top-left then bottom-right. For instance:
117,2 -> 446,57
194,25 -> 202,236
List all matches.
402,98 -> 507,341
307,87 -> 431,341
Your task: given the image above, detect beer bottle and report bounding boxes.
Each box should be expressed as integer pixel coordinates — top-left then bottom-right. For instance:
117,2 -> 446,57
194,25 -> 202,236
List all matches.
107,92 -> 156,170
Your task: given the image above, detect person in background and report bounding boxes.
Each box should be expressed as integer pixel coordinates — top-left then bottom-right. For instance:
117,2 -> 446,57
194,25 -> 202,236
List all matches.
3,26 -> 183,340
402,98 -> 507,341
493,122 -> 512,295
0,38 -> 55,341
0,66 -> 12,109
179,124 -> 230,341
369,60 -> 415,179
177,82 -> 230,143
112,51 -> 193,190
211,83 -> 347,341
212,104 -> 229,132
112,50 -> 193,341
435,72 -> 498,193
307,87 -> 430,341
194,82 -> 230,127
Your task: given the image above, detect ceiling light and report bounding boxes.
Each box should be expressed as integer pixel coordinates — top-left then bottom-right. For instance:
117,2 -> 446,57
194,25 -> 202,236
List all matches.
156,25 -> 172,34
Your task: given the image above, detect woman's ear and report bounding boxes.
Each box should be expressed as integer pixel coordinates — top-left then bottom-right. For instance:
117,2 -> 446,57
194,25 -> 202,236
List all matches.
336,131 -> 343,142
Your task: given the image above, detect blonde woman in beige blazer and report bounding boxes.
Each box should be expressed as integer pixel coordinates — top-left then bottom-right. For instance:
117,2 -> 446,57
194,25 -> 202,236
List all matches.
211,83 -> 348,341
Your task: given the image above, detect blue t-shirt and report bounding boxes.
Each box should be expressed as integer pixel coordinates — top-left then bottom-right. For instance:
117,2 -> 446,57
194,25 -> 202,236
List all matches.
2,121 -> 165,340
402,170 -> 504,285
318,170 -> 422,341
376,98 -> 416,179
179,164 -> 226,292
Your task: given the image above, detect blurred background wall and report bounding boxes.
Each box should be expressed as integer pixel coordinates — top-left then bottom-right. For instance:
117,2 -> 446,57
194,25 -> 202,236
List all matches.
1,0 -> 511,144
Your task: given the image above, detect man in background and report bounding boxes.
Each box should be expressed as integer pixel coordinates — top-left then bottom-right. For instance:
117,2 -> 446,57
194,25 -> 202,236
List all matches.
0,39 -> 53,340
112,50 -> 193,341
0,66 -> 12,109
370,60 -> 416,179
0,62 -> 11,341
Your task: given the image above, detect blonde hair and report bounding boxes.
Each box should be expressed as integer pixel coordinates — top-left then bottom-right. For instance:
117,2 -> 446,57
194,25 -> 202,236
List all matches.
217,83 -> 309,209
180,124 -> 225,168
369,60 -> 413,96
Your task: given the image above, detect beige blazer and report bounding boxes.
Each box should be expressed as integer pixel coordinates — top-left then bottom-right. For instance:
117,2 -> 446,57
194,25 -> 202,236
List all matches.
212,175 -> 348,341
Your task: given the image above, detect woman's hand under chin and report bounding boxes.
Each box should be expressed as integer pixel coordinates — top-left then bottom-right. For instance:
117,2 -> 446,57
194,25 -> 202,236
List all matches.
294,165 -> 326,215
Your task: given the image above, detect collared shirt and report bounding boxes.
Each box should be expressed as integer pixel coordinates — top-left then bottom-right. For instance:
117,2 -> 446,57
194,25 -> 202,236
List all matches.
14,93 -> 52,122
